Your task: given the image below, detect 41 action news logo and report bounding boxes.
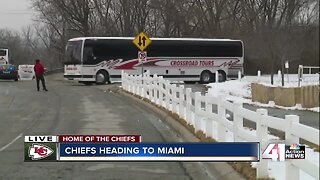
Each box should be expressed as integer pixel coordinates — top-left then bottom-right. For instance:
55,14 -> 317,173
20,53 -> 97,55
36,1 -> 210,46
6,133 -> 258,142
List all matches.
262,144 -> 305,161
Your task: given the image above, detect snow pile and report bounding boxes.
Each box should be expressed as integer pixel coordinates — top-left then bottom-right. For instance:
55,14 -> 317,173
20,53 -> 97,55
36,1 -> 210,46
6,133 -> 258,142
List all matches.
207,74 -> 320,112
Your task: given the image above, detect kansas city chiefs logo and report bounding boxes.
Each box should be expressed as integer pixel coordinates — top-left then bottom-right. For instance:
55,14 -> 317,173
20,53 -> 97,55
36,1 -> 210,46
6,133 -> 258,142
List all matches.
28,143 -> 54,160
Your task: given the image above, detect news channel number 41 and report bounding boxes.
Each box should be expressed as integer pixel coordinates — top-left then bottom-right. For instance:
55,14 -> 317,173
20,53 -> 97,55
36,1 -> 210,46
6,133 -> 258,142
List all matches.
262,143 -> 305,161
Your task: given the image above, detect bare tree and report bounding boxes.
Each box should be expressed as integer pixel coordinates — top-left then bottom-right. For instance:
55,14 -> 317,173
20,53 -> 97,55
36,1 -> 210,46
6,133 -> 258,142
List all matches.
26,0 -> 318,74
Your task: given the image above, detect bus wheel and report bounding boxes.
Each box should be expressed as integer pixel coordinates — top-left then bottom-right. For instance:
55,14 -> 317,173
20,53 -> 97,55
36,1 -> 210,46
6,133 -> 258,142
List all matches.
218,70 -> 227,82
200,70 -> 212,84
96,70 -> 109,85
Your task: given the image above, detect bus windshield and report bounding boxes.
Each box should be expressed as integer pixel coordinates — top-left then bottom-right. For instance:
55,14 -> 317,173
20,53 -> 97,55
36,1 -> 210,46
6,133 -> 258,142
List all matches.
0,49 -> 6,56
0,49 -> 9,64
65,40 -> 82,65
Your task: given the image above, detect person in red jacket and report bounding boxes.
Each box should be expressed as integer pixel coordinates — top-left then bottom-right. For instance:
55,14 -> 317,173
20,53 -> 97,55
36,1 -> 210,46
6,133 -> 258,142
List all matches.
34,59 -> 48,91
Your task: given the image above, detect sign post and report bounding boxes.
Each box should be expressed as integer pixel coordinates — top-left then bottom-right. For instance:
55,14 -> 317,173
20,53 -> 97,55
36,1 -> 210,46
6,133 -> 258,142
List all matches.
285,61 -> 289,83
138,51 -> 147,76
133,32 -> 151,76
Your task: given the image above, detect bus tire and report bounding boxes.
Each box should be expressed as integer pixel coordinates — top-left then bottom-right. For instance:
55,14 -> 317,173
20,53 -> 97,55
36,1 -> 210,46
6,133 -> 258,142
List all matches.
96,70 -> 109,85
218,70 -> 227,82
200,70 -> 212,84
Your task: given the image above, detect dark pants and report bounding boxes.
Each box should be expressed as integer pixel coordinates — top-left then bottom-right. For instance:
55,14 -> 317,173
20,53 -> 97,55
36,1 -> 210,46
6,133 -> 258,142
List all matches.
36,74 -> 47,91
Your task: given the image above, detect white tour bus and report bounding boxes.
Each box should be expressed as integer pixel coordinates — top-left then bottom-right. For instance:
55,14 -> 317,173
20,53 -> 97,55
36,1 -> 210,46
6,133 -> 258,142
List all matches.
0,48 -> 9,64
64,37 -> 244,85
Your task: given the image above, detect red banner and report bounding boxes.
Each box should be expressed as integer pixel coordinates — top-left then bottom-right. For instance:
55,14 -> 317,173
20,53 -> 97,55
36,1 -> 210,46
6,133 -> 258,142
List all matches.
59,135 -> 141,143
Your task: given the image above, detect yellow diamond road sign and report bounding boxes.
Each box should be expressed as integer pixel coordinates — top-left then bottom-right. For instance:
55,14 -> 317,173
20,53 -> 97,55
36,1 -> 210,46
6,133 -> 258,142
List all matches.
133,32 -> 151,51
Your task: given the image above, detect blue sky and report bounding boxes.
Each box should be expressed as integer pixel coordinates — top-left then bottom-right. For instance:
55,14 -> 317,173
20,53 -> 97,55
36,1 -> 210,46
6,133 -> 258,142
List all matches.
0,0 -> 34,31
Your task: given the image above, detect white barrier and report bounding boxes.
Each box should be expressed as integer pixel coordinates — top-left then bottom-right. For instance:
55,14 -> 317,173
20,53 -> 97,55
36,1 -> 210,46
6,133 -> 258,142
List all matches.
121,71 -> 319,180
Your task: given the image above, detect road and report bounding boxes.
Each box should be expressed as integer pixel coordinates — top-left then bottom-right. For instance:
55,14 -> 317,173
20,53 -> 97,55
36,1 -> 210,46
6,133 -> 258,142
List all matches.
0,75 -> 242,180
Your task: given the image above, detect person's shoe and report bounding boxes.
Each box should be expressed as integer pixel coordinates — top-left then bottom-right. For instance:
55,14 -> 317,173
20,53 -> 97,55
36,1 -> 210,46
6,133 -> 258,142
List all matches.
43,89 -> 48,91
37,89 -> 40,91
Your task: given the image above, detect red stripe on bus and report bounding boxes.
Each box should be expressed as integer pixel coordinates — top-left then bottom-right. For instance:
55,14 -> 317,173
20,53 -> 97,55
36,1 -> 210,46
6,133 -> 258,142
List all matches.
113,60 -> 139,69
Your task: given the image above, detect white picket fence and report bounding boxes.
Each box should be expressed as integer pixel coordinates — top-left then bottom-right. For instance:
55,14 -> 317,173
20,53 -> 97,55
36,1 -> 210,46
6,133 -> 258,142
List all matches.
121,71 -> 319,180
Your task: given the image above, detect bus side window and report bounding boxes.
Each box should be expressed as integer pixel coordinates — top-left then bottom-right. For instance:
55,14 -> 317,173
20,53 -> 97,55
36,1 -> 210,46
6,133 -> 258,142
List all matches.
83,47 -> 95,64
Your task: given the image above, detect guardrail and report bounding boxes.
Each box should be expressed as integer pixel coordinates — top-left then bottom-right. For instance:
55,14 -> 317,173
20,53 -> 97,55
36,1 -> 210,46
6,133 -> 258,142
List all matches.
121,71 -> 319,180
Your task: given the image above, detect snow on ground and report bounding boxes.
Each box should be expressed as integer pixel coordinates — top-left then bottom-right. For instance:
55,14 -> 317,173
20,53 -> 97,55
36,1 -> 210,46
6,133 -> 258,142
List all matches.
207,74 -> 320,112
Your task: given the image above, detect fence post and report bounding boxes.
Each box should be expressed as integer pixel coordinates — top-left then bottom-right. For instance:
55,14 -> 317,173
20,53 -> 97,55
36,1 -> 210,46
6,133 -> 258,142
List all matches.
137,75 -> 141,96
194,92 -> 201,132
125,72 -> 128,90
128,75 -> 131,93
147,76 -> 152,99
238,71 -> 242,81
130,75 -> 134,93
185,88 -> 192,124
179,85 -> 185,118
126,73 -> 129,91
285,115 -> 300,180
233,102 -> 243,141
139,74 -> 143,96
127,75 -> 131,92
256,108 -> 269,179
298,65 -> 303,87
136,75 -> 140,95
134,75 -> 138,95
142,75 -> 147,98
215,71 -> 219,83
169,84 -> 175,113
153,75 -> 158,104
132,75 -> 136,94
141,75 -> 144,96
278,70 -> 281,83
142,75 -> 146,98
158,77 -> 164,107
165,80 -> 171,110
121,70 -> 125,89
148,75 -> 153,101
132,75 -> 135,93
156,76 -> 160,105
217,95 -> 226,141
205,93 -> 213,138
